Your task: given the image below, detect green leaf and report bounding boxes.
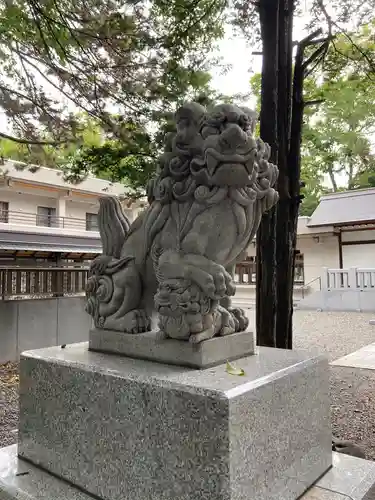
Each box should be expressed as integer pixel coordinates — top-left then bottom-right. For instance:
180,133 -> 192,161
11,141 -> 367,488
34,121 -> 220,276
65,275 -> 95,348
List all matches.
225,361 -> 245,376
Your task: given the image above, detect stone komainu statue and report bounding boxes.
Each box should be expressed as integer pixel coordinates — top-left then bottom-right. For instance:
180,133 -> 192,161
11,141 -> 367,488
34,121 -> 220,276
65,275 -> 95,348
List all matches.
85,102 -> 279,343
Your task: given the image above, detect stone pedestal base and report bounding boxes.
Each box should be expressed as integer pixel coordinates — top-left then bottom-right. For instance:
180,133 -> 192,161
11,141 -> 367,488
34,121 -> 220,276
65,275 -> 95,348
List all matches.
2,446 -> 375,500
18,342 -> 331,500
89,328 -> 256,368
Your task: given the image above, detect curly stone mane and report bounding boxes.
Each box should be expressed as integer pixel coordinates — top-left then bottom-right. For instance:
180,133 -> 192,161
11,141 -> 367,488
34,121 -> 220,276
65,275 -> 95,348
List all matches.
148,102 -> 278,210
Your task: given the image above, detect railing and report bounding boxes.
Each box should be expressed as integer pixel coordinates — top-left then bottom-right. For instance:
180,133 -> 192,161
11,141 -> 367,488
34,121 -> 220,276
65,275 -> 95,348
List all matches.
235,260 -> 256,284
325,269 -> 349,290
0,267 -> 89,300
323,267 -> 375,290
297,276 -> 321,299
357,268 -> 375,289
0,210 -> 98,231
234,258 -> 305,285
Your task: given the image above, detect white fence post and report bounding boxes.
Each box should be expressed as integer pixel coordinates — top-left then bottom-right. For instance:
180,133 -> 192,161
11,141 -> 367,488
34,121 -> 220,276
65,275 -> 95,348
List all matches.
348,267 -> 358,289
321,267 -> 329,290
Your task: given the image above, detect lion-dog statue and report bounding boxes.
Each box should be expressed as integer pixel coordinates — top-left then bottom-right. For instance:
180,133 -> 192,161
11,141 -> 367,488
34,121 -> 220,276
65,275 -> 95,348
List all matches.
85,102 -> 279,344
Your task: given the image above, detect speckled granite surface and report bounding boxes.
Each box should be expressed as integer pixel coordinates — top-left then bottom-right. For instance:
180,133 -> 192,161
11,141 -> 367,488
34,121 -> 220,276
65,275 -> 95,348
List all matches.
2,446 -> 375,500
89,328 -> 256,368
17,342 -> 331,500
0,445 -> 92,500
303,452 -> 375,500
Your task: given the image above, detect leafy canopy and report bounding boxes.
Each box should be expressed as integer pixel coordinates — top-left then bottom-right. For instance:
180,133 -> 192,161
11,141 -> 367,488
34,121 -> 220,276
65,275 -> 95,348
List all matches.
249,21 -> 375,216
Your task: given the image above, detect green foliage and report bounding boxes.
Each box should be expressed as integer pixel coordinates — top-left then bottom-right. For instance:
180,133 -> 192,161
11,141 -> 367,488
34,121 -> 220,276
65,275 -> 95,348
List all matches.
0,0 -> 228,188
250,22 -> 375,216
0,114 -> 103,165
302,30 -> 375,193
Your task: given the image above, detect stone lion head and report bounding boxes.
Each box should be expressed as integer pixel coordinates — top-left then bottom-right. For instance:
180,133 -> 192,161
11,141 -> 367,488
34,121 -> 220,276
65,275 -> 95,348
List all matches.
148,101 -> 278,205
191,104 -> 258,187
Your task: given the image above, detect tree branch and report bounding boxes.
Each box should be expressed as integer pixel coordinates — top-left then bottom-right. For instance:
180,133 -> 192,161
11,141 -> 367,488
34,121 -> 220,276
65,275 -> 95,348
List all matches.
0,83 -> 51,112
304,99 -> 325,106
0,131 -> 68,146
303,42 -> 330,76
315,0 -> 333,37
316,0 -> 375,74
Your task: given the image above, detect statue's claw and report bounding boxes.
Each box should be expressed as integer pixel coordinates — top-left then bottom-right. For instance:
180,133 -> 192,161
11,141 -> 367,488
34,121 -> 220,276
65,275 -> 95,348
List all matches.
189,327 -> 215,344
228,307 -> 249,331
104,309 -> 151,334
90,255 -> 112,275
127,309 -> 152,334
216,306 -> 236,337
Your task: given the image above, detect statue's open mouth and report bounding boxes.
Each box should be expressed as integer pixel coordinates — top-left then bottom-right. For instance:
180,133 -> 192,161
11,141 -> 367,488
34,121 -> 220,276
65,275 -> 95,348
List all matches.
205,147 -> 257,186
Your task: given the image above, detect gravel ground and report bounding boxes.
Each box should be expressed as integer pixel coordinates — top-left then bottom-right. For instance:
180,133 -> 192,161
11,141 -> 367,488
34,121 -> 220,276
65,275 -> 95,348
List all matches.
331,366 -> 375,461
1,310 -> 375,457
292,310 -> 375,361
0,362 -> 19,448
247,309 -> 375,361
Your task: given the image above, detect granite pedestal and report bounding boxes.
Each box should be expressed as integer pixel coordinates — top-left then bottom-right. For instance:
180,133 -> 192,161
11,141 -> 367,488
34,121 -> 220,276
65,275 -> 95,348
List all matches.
89,328 -> 256,368
18,342 -> 331,500
3,447 -> 375,500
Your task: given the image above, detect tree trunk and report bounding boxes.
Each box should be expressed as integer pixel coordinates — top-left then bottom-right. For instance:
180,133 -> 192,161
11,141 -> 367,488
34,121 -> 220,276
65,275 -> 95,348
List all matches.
283,33 -> 307,349
275,0 -> 294,349
256,5 -> 327,350
256,0 -> 279,347
327,167 -> 338,191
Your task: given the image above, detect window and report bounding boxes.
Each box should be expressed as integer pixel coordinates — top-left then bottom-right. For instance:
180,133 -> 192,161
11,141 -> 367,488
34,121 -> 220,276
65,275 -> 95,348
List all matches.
295,252 -> 305,284
37,206 -> 57,227
0,201 -> 9,223
86,212 -> 98,231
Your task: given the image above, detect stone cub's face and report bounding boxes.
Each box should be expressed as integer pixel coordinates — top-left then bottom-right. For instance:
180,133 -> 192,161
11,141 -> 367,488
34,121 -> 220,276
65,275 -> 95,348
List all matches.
173,102 -> 205,158
198,104 -> 258,187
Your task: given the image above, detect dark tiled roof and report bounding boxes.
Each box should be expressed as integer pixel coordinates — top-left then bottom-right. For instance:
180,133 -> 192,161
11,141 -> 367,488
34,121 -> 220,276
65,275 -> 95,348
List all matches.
308,188 -> 375,227
0,230 -> 102,253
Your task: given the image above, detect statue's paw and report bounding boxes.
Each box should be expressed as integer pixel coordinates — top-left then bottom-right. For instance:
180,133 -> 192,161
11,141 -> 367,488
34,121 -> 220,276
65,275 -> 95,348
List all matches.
215,305 -> 238,337
210,269 -> 236,300
91,255 -> 112,275
219,316 -> 236,336
189,327 -> 215,344
225,279 -> 236,297
121,309 -> 152,334
220,323 -> 236,337
229,307 -> 249,332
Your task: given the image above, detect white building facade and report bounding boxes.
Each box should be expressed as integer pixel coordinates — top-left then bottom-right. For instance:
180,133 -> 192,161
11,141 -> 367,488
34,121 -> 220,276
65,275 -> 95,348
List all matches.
1,159 -> 374,303
0,161 -> 144,265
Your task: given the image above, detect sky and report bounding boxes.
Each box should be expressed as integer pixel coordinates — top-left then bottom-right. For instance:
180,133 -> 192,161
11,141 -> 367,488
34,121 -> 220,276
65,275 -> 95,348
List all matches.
209,9 -> 311,105
210,29 -> 260,103
0,4 -> 315,135
0,3 -> 346,191
208,10 -> 344,190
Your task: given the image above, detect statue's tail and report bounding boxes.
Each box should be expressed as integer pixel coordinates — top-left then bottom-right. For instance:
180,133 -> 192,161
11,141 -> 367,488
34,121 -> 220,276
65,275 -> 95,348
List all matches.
98,197 -> 131,258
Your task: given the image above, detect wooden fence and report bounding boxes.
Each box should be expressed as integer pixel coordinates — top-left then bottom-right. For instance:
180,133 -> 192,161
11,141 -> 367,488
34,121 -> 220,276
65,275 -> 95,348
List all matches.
0,267 -> 89,300
0,256 -> 305,300
234,256 -> 304,285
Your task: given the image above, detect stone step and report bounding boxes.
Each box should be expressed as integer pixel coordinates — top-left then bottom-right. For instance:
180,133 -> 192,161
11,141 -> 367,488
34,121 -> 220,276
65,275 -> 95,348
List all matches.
1,445 -> 375,500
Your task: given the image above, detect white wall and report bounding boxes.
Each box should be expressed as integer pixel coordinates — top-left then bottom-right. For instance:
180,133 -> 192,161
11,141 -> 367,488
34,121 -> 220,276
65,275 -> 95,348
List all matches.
0,297 -> 91,363
65,200 -> 98,219
0,184 -> 142,236
342,244 -> 375,269
341,229 -> 375,268
244,245 -> 256,259
298,234 -> 339,290
243,236 -> 339,291
341,229 -> 375,242
0,188 -> 57,224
